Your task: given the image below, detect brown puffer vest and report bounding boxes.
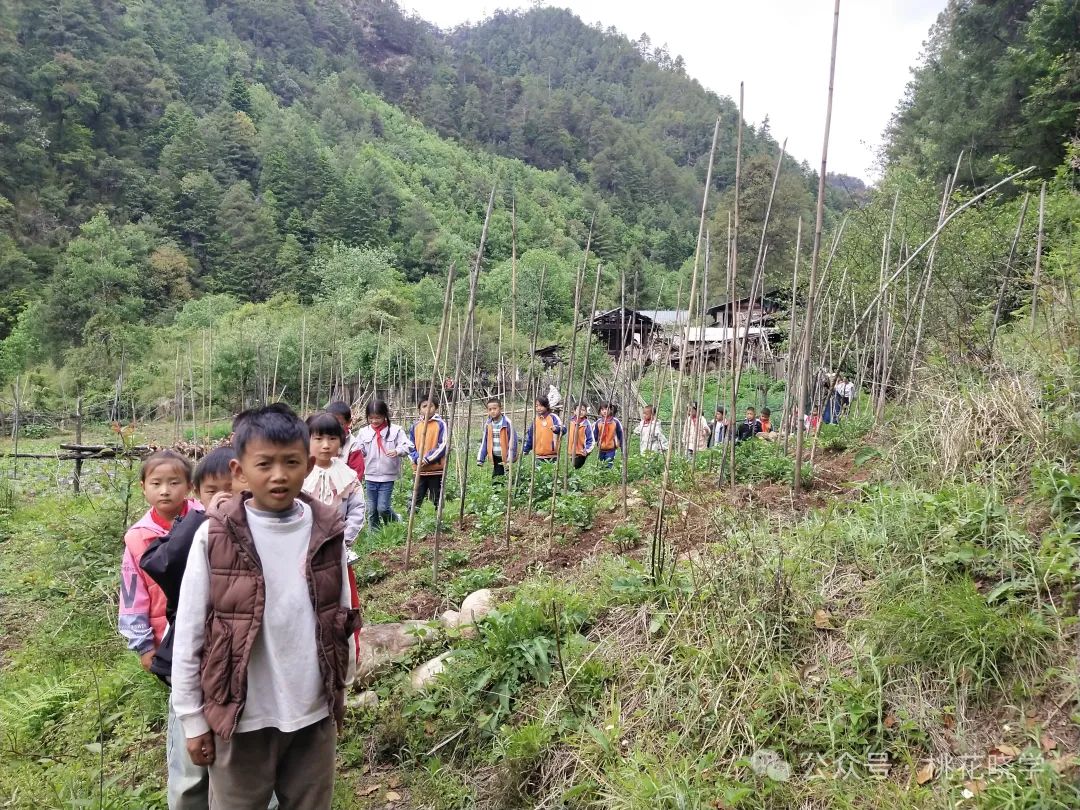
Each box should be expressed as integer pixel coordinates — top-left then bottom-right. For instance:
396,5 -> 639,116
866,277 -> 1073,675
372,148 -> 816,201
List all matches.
200,492 -> 360,740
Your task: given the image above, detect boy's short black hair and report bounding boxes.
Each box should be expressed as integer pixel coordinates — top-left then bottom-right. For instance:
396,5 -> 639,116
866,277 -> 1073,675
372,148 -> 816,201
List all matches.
418,396 -> 440,409
306,410 -> 345,441
761,407 -> 771,416
193,447 -> 237,490
233,403 -> 309,457
600,401 -> 617,415
486,397 -> 502,407
536,395 -> 551,410
326,401 -> 352,422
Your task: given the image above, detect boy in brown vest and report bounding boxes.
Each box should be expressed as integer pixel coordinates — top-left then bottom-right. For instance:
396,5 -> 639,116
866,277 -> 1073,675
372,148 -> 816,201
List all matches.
172,404 -> 359,810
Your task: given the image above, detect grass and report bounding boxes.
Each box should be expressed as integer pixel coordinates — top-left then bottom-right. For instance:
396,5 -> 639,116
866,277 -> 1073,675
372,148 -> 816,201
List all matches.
2,366 -> 1079,809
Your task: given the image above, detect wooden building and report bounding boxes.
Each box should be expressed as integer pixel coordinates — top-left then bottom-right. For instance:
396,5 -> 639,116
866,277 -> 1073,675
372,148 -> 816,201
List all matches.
533,344 -> 562,368
707,290 -> 786,327
586,308 -> 657,355
670,325 -> 780,372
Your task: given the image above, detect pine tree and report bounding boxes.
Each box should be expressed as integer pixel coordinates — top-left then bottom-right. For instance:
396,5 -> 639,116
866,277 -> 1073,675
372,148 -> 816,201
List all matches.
226,74 -> 253,115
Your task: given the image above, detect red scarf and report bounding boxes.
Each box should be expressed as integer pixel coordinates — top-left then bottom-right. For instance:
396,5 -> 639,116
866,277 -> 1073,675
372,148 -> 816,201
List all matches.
373,423 -> 389,455
150,501 -> 189,532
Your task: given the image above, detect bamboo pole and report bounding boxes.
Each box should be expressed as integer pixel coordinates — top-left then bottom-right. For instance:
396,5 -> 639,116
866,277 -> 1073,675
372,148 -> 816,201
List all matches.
621,271 -> 635,515
651,112 -> 720,578
403,263 -> 456,569
504,198 -> 519,549
525,267 -> 549,514
1031,181 -> 1047,327
905,174 -> 954,400
831,165 -> 1035,386
728,86 -> 745,488
692,233 -> 711,472
871,191 -> 899,417
432,185 -> 496,582
206,324 -> 214,441
781,217 -> 802,446
458,325 -> 482,525
575,261 -> 604,423
989,192 -> 1032,352
300,317 -> 307,414
561,224 -> 591,488
793,0 -> 841,496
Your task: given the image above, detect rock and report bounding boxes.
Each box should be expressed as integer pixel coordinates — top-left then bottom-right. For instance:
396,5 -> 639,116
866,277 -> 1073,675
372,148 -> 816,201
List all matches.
677,549 -> 706,566
459,589 -> 494,627
356,621 -> 441,686
626,496 -> 646,509
440,609 -> 460,629
346,690 -> 379,710
410,652 -> 452,690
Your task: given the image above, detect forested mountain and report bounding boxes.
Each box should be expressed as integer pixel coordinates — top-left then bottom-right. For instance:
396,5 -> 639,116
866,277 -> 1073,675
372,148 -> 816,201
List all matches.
0,0 -> 818,362
887,0 -> 1079,184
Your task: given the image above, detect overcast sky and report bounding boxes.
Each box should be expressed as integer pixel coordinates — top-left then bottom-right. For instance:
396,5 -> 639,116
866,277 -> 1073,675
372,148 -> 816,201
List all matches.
401,0 -> 947,182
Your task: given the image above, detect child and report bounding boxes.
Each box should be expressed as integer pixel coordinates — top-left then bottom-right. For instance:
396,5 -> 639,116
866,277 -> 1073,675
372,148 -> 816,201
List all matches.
805,406 -> 822,434
566,402 -> 595,470
523,396 -> 566,462
408,397 -> 448,509
736,407 -> 763,442
634,404 -> 668,454
355,400 -> 413,529
119,450 -> 199,673
140,448 -> 236,810
327,401 -> 364,481
709,406 -> 728,447
759,407 -> 773,437
682,402 -> 710,457
594,402 -> 623,468
172,404 -> 357,810
303,411 -> 366,544
477,398 -> 518,478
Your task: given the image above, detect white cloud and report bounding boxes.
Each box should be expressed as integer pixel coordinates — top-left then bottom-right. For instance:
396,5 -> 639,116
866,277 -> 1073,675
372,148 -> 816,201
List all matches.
402,0 -> 946,182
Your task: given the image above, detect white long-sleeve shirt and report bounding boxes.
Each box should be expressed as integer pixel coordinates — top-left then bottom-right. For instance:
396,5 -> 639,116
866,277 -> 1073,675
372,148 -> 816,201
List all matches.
634,419 -> 668,454
172,501 -> 353,739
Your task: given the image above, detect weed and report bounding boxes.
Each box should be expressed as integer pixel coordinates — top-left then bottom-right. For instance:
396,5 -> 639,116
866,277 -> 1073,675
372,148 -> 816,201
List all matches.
863,579 -> 1055,694
609,525 -> 641,552
446,565 -> 503,601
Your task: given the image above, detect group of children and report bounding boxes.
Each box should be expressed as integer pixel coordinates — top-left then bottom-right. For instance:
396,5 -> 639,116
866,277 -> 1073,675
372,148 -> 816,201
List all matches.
119,404 -> 358,810
117,388 -> 827,809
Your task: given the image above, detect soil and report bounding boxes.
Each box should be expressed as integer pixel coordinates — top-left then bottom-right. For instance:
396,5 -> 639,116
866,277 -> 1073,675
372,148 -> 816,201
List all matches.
359,447 -> 870,619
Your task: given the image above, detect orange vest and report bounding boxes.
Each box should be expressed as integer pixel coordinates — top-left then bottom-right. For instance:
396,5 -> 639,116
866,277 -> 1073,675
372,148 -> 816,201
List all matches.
412,418 -> 445,475
568,418 -> 591,456
484,421 -> 513,461
532,415 -> 561,459
596,418 -> 620,451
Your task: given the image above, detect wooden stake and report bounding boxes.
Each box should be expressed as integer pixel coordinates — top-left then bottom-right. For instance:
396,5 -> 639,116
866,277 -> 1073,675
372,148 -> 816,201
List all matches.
793,0 -> 841,496
1031,181 -> 1047,327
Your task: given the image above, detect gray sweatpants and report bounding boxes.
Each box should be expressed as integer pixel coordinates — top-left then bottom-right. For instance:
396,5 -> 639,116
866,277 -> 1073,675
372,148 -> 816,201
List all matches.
208,717 -> 335,810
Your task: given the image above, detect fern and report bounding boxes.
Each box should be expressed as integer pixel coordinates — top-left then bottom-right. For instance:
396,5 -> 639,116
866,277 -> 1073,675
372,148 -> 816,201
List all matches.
0,676 -> 75,740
